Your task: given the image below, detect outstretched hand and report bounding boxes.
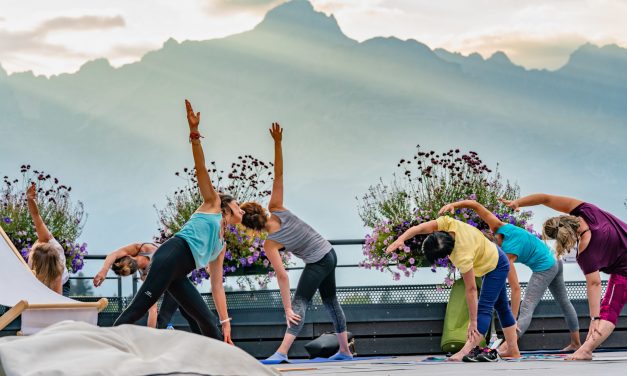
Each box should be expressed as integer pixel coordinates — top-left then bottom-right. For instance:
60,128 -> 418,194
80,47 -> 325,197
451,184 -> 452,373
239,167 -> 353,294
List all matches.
269,122 -> 283,142
386,239 -> 405,254
438,203 -> 456,216
185,99 -> 200,131
499,198 -> 519,211
26,183 -> 37,201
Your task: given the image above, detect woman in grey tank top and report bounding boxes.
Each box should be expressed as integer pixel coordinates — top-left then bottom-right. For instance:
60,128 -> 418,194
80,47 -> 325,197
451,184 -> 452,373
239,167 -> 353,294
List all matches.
240,123 -> 352,363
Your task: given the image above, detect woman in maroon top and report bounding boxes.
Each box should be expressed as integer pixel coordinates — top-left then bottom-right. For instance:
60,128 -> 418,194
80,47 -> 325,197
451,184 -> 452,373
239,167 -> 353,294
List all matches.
501,194 -> 627,360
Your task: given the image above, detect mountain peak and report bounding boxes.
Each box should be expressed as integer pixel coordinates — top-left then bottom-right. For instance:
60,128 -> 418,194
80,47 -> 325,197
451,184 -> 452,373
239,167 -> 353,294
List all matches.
253,0 -> 348,43
487,51 -> 512,65
560,42 -> 627,80
77,58 -> 113,74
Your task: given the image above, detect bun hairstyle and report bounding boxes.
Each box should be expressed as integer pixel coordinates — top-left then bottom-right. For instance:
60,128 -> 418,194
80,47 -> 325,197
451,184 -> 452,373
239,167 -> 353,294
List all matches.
422,231 -> 455,265
30,243 -> 64,290
543,215 -> 580,258
112,256 -> 138,277
240,202 -> 268,231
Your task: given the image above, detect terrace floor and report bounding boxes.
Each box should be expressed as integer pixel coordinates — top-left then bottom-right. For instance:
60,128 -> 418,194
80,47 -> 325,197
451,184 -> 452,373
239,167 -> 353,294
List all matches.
266,351 -> 627,375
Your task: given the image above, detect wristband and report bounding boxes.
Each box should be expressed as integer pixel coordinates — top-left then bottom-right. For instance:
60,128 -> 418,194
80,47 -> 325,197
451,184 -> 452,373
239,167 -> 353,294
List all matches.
189,131 -> 204,143
591,316 -> 601,321
219,317 -> 232,324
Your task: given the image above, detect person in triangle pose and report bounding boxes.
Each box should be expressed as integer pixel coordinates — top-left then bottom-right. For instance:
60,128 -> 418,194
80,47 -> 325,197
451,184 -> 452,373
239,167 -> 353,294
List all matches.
438,200 -> 581,355
239,123 -> 353,362
387,212 -> 520,361
501,193 -> 627,360
113,100 -> 242,344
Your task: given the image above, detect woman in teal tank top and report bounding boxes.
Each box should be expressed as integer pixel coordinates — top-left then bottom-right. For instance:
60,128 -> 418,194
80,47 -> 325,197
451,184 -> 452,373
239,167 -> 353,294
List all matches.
439,200 -> 581,355
113,100 -> 244,343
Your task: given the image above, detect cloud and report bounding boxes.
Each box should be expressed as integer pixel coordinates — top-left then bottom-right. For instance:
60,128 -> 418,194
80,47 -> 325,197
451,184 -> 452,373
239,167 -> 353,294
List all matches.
450,32 -> 590,70
205,0 -> 285,15
0,15 -> 125,57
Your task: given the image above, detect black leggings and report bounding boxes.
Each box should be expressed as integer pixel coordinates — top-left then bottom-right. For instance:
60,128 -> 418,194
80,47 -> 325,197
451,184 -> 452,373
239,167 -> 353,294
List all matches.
157,291 -> 202,334
113,236 -> 221,339
287,249 -> 347,336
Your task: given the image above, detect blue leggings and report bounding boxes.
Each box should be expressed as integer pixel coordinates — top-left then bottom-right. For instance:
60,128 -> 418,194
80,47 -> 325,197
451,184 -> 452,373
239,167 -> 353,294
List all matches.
477,247 -> 516,335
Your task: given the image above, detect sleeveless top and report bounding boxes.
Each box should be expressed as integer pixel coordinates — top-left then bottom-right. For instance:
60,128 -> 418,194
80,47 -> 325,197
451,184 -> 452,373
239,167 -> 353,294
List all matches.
496,224 -> 555,272
175,212 -> 226,268
137,242 -> 158,279
266,210 -> 332,264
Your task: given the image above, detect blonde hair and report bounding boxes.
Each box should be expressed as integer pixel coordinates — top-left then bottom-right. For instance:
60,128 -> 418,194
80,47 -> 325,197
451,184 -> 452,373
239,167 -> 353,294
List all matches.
30,243 -> 63,290
542,215 -> 581,257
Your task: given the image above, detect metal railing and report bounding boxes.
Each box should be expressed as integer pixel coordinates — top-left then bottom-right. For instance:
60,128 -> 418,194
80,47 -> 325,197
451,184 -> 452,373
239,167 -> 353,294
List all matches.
76,239 -> 367,299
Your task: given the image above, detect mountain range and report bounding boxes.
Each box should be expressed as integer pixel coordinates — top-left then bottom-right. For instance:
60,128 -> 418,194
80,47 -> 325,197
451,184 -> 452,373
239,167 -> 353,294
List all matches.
1,0 -> 625,251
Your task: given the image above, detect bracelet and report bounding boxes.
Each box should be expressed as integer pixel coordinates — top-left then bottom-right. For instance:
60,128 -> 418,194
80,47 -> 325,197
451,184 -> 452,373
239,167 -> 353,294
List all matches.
189,131 -> 204,143
219,317 -> 232,324
591,316 -> 601,321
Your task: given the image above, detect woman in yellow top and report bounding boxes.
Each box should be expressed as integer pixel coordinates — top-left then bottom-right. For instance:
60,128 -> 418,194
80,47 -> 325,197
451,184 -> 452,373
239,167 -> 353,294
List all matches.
387,216 -> 520,361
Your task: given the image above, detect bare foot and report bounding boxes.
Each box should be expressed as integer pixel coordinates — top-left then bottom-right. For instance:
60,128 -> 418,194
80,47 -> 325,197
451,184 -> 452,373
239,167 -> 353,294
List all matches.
499,349 -> 521,359
448,354 -> 464,362
565,348 -> 592,361
562,343 -> 581,352
498,342 -> 509,354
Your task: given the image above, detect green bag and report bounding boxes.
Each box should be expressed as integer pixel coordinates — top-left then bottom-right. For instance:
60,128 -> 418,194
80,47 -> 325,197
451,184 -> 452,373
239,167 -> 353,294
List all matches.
440,277 -> 485,353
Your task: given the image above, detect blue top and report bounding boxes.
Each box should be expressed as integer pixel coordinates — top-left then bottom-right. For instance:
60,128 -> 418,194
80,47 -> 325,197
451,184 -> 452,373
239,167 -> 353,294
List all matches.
496,224 -> 555,272
175,212 -> 225,268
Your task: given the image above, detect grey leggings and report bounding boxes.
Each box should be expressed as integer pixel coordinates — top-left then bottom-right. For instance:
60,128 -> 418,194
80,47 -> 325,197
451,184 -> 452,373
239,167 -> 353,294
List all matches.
517,259 -> 579,336
287,249 -> 347,336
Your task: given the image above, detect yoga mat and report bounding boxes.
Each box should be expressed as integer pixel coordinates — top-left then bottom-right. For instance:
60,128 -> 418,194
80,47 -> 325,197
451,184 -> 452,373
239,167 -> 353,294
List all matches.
261,356 -> 394,365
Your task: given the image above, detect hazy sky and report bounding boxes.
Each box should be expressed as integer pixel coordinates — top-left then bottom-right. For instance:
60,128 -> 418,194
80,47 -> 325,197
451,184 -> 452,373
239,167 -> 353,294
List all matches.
1,0 -> 626,76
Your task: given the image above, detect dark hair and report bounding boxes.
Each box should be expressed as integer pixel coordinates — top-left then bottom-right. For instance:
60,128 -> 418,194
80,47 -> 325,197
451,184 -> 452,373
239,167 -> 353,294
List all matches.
240,201 -> 268,231
112,256 -> 138,276
422,231 -> 455,265
220,193 -> 235,215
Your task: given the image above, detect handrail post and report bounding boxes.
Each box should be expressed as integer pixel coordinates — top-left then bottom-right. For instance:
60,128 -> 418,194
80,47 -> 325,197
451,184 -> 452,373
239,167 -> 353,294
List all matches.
117,276 -> 123,313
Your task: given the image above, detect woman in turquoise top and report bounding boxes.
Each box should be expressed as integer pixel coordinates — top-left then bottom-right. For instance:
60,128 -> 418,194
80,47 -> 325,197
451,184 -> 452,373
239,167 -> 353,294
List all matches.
439,200 -> 581,355
114,100 -> 244,343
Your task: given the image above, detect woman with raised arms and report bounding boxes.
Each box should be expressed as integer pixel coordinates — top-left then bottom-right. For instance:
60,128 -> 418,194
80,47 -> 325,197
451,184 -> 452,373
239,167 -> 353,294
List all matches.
501,194 -> 627,360
240,123 -> 352,363
113,100 -> 243,344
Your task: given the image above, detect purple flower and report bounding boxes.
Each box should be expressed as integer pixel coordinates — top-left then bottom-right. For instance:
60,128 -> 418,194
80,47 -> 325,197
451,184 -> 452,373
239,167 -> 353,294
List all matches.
3,217 -> 10,224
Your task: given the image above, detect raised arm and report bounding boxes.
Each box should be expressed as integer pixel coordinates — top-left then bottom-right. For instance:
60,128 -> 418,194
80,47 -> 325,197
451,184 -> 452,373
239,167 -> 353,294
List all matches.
93,243 -> 141,287
439,200 -> 505,233
500,193 -> 583,214
268,123 -> 286,212
208,246 -> 234,345
26,183 -> 52,242
264,240 -> 300,328
385,220 -> 439,254
185,99 -> 220,212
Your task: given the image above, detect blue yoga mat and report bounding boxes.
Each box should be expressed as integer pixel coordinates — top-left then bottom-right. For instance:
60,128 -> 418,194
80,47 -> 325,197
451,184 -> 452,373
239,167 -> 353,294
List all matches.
260,356 -> 394,365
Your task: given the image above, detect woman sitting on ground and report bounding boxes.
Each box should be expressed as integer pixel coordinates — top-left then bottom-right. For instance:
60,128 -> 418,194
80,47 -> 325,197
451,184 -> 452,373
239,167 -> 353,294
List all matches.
26,183 -> 70,296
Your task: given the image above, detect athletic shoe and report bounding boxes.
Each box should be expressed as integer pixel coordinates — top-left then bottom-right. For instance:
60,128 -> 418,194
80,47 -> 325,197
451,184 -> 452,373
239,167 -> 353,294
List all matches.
328,351 -> 354,361
477,348 -> 500,362
462,346 -> 483,362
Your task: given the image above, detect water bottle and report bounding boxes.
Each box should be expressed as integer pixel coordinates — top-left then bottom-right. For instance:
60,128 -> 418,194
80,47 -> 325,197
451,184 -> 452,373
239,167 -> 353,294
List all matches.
166,323 -> 175,330
488,332 -> 498,348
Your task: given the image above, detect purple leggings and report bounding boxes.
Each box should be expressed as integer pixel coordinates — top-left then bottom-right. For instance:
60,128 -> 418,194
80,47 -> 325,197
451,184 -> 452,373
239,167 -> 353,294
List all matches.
601,274 -> 627,325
